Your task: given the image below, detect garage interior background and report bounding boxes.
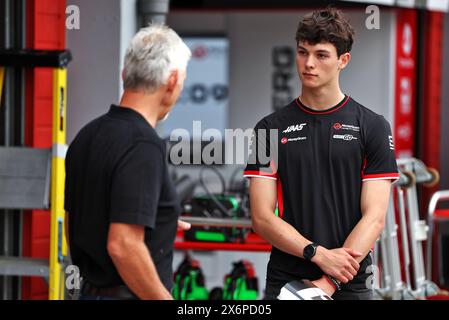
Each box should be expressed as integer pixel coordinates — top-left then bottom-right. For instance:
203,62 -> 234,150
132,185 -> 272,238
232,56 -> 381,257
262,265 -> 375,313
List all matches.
0,0 -> 448,299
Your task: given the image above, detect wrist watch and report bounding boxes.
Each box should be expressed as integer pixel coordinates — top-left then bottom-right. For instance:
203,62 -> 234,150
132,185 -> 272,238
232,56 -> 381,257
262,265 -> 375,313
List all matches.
303,243 -> 319,261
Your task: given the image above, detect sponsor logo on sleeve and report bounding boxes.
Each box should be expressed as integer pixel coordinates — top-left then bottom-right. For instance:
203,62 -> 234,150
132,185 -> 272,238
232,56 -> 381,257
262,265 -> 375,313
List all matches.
389,135 -> 395,150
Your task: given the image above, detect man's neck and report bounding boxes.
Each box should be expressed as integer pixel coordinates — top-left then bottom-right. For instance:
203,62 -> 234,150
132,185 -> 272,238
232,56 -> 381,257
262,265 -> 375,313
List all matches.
119,90 -> 161,128
300,85 -> 345,111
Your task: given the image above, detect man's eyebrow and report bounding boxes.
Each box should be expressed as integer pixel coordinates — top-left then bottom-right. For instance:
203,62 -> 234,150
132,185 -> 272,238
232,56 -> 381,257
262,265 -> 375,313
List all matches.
297,46 -> 331,54
316,49 -> 331,54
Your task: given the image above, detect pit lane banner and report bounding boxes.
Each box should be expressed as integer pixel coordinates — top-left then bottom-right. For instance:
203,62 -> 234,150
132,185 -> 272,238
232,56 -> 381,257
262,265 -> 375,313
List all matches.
340,0 -> 449,12
394,9 -> 417,158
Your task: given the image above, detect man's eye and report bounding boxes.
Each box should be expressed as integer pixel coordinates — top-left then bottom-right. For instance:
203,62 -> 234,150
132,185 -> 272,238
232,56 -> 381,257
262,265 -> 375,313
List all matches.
298,51 -> 307,56
318,54 -> 328,59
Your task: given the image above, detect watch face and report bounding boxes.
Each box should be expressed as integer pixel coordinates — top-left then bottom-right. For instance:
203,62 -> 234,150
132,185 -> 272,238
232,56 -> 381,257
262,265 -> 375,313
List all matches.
304,244 -> 316,260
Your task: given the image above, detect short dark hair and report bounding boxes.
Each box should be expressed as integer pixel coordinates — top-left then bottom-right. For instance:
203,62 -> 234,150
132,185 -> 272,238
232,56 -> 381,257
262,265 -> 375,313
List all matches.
295,7 -> 355,56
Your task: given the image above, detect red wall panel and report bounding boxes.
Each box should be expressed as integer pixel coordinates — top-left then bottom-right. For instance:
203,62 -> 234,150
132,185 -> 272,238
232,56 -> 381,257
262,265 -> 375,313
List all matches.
421,12 -> 443,177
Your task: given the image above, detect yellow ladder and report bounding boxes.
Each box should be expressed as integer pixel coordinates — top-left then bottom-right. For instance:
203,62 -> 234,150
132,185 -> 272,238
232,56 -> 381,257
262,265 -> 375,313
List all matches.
0,50 -> 72,300
49,67 -> 69,300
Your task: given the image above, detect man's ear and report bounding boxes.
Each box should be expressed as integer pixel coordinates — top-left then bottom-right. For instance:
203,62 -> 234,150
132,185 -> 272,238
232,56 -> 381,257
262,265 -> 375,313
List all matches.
339,52 -> 351,70
121,69 -> 126,82
166,70 -> 179,93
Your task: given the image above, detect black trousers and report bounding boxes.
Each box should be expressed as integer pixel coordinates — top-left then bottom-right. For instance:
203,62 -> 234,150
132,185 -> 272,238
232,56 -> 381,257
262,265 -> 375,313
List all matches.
263,278 -> 374,300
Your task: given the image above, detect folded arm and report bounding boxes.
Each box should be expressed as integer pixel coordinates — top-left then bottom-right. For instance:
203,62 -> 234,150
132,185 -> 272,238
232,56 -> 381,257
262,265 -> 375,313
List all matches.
313,179 -> 393,295
343,179 -> 392,262
249,177 -> 314,258
249,177 -> 361,285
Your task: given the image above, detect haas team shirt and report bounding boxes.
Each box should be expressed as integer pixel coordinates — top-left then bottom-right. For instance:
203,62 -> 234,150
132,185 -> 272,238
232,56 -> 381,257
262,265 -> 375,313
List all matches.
244,95 -> 399,281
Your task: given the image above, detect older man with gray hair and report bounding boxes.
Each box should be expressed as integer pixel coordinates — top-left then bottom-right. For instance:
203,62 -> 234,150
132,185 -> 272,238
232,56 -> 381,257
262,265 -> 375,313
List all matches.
64,24 -> 191,300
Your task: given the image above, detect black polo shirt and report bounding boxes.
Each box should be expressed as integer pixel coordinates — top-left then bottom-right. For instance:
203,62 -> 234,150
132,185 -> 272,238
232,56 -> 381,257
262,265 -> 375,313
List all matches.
65,105 -> 180,290
244,95 -> 399,283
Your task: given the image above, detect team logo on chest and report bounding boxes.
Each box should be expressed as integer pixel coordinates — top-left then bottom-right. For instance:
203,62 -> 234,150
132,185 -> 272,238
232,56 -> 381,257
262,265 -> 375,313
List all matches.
333,123 -> 342,130
333,134 -> 358,141
281,136 -> 307,144
332,123 -> 360,132
283,123 -> 307,133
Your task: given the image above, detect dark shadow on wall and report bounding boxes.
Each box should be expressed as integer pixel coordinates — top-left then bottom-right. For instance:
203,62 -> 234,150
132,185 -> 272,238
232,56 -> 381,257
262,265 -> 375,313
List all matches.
440,13 -> 449,209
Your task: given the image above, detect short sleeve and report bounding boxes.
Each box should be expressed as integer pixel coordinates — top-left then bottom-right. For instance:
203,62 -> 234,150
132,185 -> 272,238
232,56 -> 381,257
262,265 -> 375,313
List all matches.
110,141 -> 164,228
362,115 -> 399,182
243,119 -> 278,180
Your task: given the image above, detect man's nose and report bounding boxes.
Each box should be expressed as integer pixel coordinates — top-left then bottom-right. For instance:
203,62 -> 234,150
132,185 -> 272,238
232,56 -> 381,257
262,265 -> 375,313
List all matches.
305,56 -> 315,69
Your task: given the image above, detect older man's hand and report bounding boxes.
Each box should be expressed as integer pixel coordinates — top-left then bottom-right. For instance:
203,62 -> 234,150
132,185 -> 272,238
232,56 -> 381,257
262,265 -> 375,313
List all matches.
177,219 -> 191,231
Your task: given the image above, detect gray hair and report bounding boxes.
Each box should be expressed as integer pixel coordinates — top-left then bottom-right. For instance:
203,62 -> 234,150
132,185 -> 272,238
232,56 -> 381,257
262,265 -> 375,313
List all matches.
123,24 -> 191,93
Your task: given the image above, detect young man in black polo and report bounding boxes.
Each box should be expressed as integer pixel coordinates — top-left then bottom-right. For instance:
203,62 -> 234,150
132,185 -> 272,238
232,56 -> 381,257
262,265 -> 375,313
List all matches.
65,25 -> 191,300
245,8 -> 399,299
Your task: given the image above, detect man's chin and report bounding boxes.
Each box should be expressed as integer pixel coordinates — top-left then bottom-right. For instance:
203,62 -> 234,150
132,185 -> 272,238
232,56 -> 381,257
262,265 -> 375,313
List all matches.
301,81 -> 323,89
